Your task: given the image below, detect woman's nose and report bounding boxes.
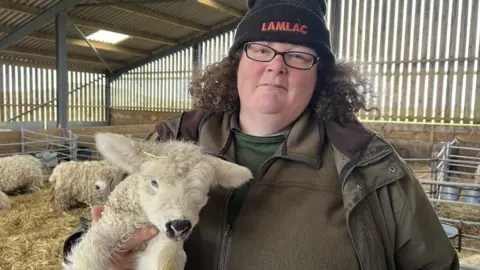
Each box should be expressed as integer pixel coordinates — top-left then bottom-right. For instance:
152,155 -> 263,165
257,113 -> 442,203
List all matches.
266,55 -> 287,73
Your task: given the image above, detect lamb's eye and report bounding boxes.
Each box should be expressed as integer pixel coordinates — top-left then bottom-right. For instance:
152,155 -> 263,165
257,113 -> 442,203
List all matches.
150,179 -> 158,188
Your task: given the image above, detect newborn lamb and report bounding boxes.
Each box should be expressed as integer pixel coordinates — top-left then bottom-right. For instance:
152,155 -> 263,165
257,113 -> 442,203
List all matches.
49,159 -> 127,211
63,132 -> 253,270
0,154 -> 43,194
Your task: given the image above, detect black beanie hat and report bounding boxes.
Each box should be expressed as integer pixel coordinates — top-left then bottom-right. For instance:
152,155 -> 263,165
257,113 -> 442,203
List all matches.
228,0 -> 335,63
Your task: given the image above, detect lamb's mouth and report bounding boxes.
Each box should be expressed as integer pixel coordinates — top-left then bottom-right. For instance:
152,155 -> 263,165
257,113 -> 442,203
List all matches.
165,219 -> 192,241
165,231 -> 191,241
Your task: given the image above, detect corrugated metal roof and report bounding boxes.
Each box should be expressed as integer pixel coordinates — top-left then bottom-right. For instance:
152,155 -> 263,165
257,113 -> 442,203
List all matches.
144,1 -> 232,26
120,38 -> 160,52
70,6 -> 192,38
216,0 -> 247,11
0,9 -> 34,28
38,23 -> 99,39
0,0 -> 245,73
13,0 -> 60,9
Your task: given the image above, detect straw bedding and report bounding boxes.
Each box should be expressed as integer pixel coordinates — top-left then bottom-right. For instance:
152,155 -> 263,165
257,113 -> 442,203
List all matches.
0,169 -> 89,270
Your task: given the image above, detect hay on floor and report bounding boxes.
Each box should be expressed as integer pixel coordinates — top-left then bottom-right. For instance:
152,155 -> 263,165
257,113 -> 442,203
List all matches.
0,182 -> 89,270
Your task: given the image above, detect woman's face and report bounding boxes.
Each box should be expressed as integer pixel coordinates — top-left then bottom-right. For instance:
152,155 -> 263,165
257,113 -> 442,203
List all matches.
236,41 -> 318,120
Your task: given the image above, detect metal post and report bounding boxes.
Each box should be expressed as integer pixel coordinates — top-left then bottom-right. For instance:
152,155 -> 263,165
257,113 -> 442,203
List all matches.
331,0 -> 342,56
21,127 -> 25,154
73,134 -> 78,161
56,12 -> 68,129
193,43 -> 202,72
105,74 -> 112,125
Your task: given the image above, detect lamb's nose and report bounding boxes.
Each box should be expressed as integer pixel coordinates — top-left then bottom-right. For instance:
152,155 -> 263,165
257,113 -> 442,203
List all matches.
166,220 -> 192,237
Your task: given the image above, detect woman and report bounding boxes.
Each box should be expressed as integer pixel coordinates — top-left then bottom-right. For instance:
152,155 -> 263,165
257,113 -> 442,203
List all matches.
63,0 -> 459,269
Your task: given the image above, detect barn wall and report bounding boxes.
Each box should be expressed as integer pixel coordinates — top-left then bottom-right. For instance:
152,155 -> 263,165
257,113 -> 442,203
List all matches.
107,110 -> 480,158
2,109 -> 479,158
110,109 -> 179,126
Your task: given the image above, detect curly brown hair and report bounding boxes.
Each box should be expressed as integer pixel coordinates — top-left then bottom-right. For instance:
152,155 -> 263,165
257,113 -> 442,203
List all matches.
189,49 -> 379,123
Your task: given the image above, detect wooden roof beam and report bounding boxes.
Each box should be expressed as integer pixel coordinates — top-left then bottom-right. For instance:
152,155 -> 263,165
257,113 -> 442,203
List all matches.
196,0 -> 244,18
5,46 -> 125,66
0,2 -> 178,45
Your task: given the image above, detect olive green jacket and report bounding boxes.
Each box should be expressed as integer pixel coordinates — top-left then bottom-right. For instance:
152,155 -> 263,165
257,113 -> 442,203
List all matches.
64,109 -> 459,270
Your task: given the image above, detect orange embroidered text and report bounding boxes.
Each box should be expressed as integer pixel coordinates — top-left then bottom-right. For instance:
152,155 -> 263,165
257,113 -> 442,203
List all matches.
261,21 -> 308,34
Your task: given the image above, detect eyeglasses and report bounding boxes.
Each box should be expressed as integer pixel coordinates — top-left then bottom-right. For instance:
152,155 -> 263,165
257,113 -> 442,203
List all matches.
243,42 -> 320,70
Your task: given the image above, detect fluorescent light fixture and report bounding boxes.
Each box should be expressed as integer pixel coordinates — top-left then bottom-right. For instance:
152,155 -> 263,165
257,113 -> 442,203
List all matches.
86,30 -> 130,44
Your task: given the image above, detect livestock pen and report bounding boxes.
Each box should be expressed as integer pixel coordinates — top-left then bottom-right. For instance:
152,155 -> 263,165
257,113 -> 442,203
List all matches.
0,125 -> 151,269
405,137 -> 480,269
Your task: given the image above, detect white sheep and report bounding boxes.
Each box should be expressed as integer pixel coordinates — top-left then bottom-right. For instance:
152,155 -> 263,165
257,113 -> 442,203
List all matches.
0,154 -> 43,194
0,190 -> 11,213
63,133 -> 253,270
49,159 -> 127,211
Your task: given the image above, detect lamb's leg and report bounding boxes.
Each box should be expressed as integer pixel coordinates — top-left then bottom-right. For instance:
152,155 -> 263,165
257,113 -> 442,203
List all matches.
63,222 -> 122,270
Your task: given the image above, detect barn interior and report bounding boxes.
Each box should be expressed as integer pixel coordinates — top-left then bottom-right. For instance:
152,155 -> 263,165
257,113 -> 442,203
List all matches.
0,0 -> 479,269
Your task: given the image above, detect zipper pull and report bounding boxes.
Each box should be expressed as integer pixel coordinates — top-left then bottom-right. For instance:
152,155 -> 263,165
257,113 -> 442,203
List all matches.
225,224 -> 232,236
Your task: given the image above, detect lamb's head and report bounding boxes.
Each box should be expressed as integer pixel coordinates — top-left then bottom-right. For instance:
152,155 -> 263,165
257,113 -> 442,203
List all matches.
93,164 -> 130,204
95,132 -> 253,241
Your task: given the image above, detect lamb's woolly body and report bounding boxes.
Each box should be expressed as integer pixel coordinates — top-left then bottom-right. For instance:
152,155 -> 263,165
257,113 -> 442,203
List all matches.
64,175 -> 151,270
63,170 -> 184,270
0,155 -> 43,193
0,190 -> 11,213
63,133 -> 253,270
50,159 -> 125,211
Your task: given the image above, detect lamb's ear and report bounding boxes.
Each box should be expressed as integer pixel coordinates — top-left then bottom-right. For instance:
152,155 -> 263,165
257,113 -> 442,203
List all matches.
95,132 -> 145,173
205,156 -> 253,188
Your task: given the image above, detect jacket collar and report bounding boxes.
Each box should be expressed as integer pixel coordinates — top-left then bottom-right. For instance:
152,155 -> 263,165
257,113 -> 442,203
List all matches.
198,110 -> 402,173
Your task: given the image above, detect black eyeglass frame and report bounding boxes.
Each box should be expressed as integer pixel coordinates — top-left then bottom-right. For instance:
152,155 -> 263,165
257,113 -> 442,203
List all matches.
242,42 -> 321,70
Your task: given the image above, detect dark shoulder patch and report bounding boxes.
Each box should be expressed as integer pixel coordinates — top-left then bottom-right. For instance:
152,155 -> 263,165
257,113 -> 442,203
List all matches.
155,109 -> 210,142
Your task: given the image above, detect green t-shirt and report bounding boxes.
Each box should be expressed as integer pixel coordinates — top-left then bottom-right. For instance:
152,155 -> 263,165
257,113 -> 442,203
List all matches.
226,130 -> 285,225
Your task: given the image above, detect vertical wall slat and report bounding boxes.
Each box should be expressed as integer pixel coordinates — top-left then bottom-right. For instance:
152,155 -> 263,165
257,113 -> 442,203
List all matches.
433,0 -> 448,122
456,0 -> 470,123
404,0 -> 416,121
416,0 -> 428,122
0,65 -> 3,122
19,66 -> 25,121
425,0 -> 437,121
451,0 -> 463,123
473,0 -> 480,123
24,67 -> 29,121
13,66 -> 18,121
31,67 -> 36,121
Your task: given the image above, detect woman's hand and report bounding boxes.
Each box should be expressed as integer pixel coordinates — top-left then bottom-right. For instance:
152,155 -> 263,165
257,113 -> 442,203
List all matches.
91,205 -> 159,270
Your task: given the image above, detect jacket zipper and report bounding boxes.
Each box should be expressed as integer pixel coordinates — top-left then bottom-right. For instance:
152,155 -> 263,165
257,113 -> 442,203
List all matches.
204,152 -> 236,270
218,191 -> 233,270
217,154 -> 284,270
214,142 -> 320,270
339,148 -> 393,270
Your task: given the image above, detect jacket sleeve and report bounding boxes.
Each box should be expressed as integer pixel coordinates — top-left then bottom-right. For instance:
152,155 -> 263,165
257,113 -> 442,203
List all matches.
393,161 -> 460,270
